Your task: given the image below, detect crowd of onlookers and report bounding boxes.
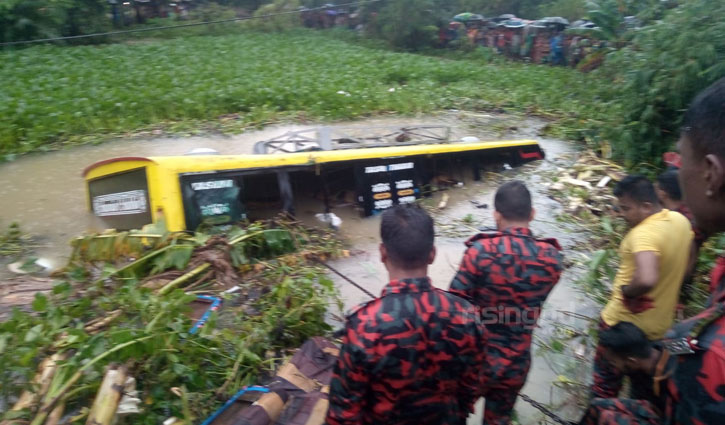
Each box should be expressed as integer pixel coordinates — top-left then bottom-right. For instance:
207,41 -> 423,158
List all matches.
112,2 -> 607,71
439,17 -> 607,70
299,7 -> 610,71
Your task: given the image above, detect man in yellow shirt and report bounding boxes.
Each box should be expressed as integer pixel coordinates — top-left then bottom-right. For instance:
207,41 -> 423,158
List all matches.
592,175 -> 694,400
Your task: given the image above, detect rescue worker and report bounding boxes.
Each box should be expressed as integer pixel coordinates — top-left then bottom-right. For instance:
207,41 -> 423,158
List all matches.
592,175 -> 693,400
326,205 -> 486,425
449,180 -> 563,425
668,76 -> 725,425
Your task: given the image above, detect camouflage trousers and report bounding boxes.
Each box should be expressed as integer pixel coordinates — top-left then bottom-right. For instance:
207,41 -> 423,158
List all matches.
481,340 -> 532,425
579,398 -> 662,425
592,319 -> 656,402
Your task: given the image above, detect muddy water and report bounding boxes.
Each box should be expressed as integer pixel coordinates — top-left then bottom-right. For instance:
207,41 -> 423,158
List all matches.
0,113 -> 499,266
0,124 -> 311,271
0,113 -> 596,423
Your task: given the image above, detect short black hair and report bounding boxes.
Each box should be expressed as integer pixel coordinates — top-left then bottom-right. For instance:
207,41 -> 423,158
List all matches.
656,170 -> 682,201
380,204 -> 434,269
613,175 -> 659,204
494,180 -> 532,221
599,322 -> 652,359
682,77 -> 725,158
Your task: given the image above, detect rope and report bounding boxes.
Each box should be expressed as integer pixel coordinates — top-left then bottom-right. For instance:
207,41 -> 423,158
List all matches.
0,0 -> 383,47
518,393 -> 575,425
315,258 -> 377,299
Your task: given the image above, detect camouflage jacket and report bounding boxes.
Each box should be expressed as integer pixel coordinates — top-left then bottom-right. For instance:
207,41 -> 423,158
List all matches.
325,277 -> 486,425
580,398 -> 662,425
665,256 -> 725,425
449,227 -> 563,342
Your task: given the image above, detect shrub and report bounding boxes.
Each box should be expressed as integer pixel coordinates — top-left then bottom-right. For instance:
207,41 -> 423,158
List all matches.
0,0 -> 110,45
364,0 -> 439,51
246,0 -> 301,32
595,0 -> 725,166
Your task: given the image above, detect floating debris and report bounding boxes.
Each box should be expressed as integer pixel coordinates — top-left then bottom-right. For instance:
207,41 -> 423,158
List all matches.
438,193 -> 450,209
546,151 -> 625,219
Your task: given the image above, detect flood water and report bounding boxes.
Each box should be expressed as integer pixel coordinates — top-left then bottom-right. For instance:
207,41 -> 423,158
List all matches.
0,112 -> 597,423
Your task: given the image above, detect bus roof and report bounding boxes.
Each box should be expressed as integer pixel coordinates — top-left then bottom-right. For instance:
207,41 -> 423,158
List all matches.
83,139 -> 540,179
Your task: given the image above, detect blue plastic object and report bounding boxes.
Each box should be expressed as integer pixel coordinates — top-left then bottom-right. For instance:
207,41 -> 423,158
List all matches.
199,386 -> 270,425
189,295 -> 222,335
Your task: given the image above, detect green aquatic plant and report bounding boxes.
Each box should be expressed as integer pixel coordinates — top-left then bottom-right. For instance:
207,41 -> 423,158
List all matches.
0,30 -> 603,159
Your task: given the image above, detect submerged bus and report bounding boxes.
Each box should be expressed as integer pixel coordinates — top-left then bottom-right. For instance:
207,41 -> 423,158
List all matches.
83,126 -> 545,231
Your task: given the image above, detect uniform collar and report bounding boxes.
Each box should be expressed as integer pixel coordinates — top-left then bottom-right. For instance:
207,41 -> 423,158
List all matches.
381,277 -> 434,296
465,226 -> 544,246
500,226 -> 534,237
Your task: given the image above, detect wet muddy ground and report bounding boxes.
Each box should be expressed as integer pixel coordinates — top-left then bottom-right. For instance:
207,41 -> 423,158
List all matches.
0,112 -> 598,423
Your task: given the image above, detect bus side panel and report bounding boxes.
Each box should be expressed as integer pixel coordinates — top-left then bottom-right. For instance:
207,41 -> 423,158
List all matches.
151,166 -> 187,232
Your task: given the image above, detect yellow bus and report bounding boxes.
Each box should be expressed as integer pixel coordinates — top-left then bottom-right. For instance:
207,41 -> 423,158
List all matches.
83,126 -> 544,231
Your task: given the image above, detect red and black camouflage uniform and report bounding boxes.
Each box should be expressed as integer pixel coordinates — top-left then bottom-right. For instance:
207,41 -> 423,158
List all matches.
579,398 -> 662,425
592,322 -> 655,401
580,345 -> 673,425
578,257 -> 725,425
325,277 -> 486,425
664,255 -> 725,425
449,227 -> 563,425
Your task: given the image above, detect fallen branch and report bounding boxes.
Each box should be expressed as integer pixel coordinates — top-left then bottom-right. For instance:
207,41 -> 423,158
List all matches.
158,264 -> 211,296
45,402 -> 64,425
84,310 -> 123,334
31,334 -> 163,425
0,353 -> 66,425
85,365 -> 128,425
158,231 -> 268,295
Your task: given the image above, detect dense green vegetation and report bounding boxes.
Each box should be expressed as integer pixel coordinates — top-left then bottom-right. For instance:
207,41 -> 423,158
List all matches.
594,0 -> 725,166
2,0 -> 724,166
0,0 -> 116,45
1,221 -> 342,423
0,30 -> 604,158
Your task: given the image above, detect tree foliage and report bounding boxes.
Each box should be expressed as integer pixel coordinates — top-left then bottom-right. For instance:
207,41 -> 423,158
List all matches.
538,0 -> 587,22
596,0 -> 725,165
0,0 -> 110,44
247,0 -> 301,32
374,0 -> 439,50
0,0 -> 64,44
457,0 -> 542,18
